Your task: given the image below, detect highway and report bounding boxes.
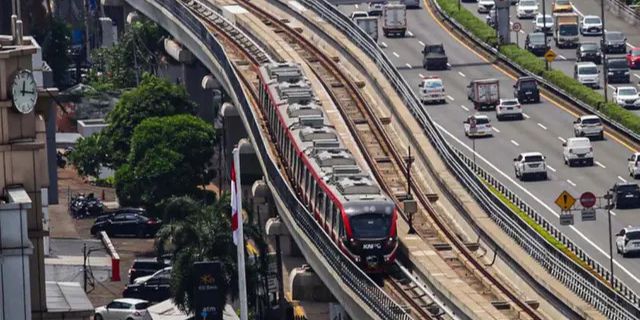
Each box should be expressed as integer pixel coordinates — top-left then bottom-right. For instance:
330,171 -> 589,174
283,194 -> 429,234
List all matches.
336,0 -> 640,294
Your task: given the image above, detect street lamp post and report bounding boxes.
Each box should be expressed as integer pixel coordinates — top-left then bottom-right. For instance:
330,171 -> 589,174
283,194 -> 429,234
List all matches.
605,190 -> 615,285
542,0 -> 549,70
601,0 -> 609,101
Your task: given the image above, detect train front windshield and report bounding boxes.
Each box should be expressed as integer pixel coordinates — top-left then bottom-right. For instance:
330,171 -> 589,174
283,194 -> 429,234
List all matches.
350,214 -> 392,239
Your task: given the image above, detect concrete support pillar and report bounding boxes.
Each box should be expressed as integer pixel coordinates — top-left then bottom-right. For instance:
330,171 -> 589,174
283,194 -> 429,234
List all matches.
289,265 -> 336,302
237,139 -> 261,197
251,179 -> 273,228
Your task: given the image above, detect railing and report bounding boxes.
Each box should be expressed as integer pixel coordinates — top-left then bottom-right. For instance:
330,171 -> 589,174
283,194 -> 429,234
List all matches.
148,0 -> 412,319
298,0 -> 640,318
606,0 -> 640,25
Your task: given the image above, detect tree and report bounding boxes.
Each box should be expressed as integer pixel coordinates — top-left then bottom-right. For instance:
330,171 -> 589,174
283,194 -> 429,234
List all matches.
33,17 -> 71,88
114,114 -> 215,210
103,74 -> 197,167
68,133 -> 108,178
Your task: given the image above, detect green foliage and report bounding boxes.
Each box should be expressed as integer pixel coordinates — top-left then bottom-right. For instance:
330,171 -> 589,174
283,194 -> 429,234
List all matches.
114,114 -> 216,210
436,0 -> 498,46
68,134 -> 108,178
33,17 -> 71,88
89,19 -> 167,90
103,74 -> 197,167
499,45 -> 546,75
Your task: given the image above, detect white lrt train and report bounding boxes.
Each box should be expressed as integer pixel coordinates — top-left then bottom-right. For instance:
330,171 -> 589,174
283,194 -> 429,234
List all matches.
257,62 -> 398,272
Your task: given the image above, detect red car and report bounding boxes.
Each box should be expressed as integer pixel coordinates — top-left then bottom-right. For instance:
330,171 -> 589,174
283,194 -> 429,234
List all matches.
628,47 -> 640,69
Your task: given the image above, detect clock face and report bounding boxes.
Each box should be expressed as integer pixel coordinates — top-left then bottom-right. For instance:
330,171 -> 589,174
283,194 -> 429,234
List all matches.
11,69 -> 38,114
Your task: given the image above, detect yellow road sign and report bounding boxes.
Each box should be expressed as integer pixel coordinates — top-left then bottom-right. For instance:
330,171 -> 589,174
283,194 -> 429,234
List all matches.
544,49 -> 557,63
555,190 -> 576,211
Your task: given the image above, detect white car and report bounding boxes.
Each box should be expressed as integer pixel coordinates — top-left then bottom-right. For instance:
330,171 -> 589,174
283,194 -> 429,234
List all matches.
574,62 -> 600,88
133,266 -> 172,284
94,298 -> 149,320
513,152 -> 548,180
573,115 -> 603,139
463,114 -> 493,137
616,226 -> 640,257
516,0 -> 539,18
613,86 -> 640,109
419,77 -> 446,104
628,153 -> 640,178
349,11 -> 369,21
495,98 -> 523,120
562,137 -> 593,166
534,14 -> 553,33
580,15 -> 603,36
478,0 -> 495,13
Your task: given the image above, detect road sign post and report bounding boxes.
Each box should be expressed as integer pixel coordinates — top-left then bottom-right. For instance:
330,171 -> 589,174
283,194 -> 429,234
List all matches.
512,22 -> 521,46
555,190 -> 576,225
544,49 -> 557,64
469,117 -> 477,164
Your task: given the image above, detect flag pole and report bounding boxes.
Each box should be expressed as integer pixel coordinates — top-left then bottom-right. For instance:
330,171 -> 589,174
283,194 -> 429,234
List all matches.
233,147 -> 249,320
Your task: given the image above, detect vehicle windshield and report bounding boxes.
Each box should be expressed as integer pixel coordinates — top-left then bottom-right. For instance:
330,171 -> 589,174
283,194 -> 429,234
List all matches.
580,66 -> 598,75
427,46 -> 445,54
581,43 -> 598,51
633,49 -> 640,56
350,214 -> 391,238
520,0 -> 537,6
524,155 -> 544,162
559,25 -> 578,36
474,117 -> 490,124
556,0 -> 570,5
608,60 -> 628,68
424,80 -> 443,88
584,17 -> 601,24
502,100 -> 519,105
618,184 -> 640,192
520,81 -> 537,89
607,32 -> 624,41
627,231 -> 640,240
619,88 -> 638,96
582,118 -> 601,125
530,34 -> 545,42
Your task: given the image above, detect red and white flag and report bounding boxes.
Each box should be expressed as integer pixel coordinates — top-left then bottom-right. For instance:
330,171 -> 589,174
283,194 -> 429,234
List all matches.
230,161 -> 241,246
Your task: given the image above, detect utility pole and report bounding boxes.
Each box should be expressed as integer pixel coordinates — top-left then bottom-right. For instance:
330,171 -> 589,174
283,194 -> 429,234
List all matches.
83,0 -> 91,64
404,147 -> 416,234
605,190 -> 615,285
601,0 -> 608,101
542,0 -> 549,70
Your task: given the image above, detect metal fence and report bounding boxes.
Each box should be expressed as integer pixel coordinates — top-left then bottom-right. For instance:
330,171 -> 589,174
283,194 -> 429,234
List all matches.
149,0 -> 412,319
606,0 -> 640,25
298,0 -> 640,318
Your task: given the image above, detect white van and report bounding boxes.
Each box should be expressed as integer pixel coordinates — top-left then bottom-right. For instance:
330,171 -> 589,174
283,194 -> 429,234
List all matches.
574,62 -> 600,88
563,137 -> 594,166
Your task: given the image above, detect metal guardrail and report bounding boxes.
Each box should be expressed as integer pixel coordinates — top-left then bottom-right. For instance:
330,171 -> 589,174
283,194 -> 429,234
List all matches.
606,0 -> 640,25
298,0 -> 640,318
149,0 -> 412,319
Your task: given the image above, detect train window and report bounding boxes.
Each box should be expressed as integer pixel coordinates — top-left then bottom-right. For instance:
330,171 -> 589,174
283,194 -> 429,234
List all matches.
337,214 -> 343,238
315,191 -> 323,212
327,201 -> 334,225
310,181 -> 317,209
332,206 -> 340,234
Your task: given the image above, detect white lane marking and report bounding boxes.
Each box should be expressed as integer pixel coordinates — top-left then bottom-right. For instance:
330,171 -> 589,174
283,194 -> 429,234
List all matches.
634,74 -> 640,80
435,122 -> 640,285
393,52 -> 400,58
460,105 -> 469,111
523,113 -> 530,119
566,179 -> 577,187
572,5 -> 584,17
611,210 -> 618,216
510,139 -> 520,146
419,73 -> 425,78
547,165 -> 557,172
558,136 -> 567,143
355,4 -> 358,8
458,71 -> 466,77
406,63 -> 413,69
381,42 -> 388,48
407,30 -> 414,37
608,84 -> 616,90
447,95 -> 455,101
446,62 -> 452,68
595,161 -> 606,168
627,43 -> 634,48
537,123 -> 548,130
492,126 -> 500,133
619,176 -> 628,183
559,55 -> 567,60
519,30 -> 525,34
418,40 -> 425,46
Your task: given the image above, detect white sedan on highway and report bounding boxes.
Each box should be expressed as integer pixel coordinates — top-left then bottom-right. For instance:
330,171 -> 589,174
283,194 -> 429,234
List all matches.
516,0 -> 539,19
463,114 -> 493,137
496,98 -> 523,120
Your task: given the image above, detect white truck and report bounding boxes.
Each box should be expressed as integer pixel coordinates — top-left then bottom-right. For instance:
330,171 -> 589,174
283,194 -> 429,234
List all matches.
354,16 -> 379,42
554,13 -> 579,48
382,2 -> 407,37
467,79 -> 500,110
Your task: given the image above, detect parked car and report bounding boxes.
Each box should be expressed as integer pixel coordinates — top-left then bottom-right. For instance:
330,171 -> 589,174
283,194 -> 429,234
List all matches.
573,62 -> 600,88
613,86 -> 640,109
579,15 -> 603,36
513,76 -> 540,103
573,115 -> 603,139
463,114 -> 493,137
627,47 -> 640,69
418,76 -> 446,104
477,0 -> 495,13
90,212 -> 162,238
562,137 -> 593,166
612,182 -> 640,209
134,266 -> 172,284
576,42 -> 602,64
616,226 -> 640,257
601,31 -> 627,54
513,152 -> 548,181
533,14 -> 553,34
128,258 -> 171,284
628,152 -> 640,179
552,0 -> 573,13
605,57 -> 631,83
525,32 -> 549,56
123,271 -> 171,302
516,0 -> 539,18
496,98 -> 523,121
94,298 -> 150,320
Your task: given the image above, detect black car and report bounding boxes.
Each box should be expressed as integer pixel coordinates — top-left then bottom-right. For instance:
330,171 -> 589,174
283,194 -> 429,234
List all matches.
612,182 -> 640,209
123,272 -> 171,302
90,212 -> 162,238
513,76 -> 540,103
605,57 -> 630,83
576,42 -> 602,64
601,31 -> 627,54
525,32 -> 549,56
128,258 -> 171,284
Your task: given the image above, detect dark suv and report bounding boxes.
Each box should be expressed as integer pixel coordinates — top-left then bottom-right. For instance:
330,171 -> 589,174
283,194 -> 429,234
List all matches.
605,58 -> 630,83
513,76 -> 540,103
123,271 -> 171,302
601,31 -> 627,54
128,258 -> 170,284
525,32 -> 549,56
576,42 -> 602,64
612,182 -> 640,209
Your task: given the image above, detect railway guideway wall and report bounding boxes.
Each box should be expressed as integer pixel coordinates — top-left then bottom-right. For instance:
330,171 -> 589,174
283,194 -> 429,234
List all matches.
122,0 -> 412,319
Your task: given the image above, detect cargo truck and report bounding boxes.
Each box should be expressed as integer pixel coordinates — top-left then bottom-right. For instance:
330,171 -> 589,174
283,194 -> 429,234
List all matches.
554,13 -> 579,48
467,79 -> 500,110
354,16 -> 379,42
382,2 -> 407,37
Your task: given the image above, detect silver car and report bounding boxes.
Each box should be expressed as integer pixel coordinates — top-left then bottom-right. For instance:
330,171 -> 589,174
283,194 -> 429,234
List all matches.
616,227 -> 640,257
